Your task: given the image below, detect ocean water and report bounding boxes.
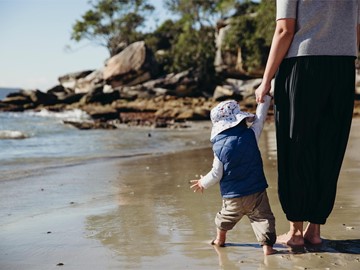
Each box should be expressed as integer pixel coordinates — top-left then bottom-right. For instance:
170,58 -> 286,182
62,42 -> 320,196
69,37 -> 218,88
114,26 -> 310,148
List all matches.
0,109 -> 212,182
0,87 -> 20,100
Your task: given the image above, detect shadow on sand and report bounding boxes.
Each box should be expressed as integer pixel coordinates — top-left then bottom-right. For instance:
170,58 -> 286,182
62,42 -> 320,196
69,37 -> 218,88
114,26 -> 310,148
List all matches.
223,239 -> 360,255
303,239 -> 360,254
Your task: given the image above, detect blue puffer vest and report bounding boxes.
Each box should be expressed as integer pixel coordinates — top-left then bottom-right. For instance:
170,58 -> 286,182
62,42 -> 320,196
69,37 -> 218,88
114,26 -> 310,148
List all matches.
211,124 -> 268,198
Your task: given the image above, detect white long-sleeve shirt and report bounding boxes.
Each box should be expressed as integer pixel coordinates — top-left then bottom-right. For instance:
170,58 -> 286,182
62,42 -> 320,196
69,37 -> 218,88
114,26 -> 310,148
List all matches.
200,95 -> 272,189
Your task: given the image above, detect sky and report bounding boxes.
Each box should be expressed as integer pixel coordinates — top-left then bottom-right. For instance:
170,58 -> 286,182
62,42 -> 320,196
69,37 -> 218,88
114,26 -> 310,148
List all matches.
0,0 -> 169,91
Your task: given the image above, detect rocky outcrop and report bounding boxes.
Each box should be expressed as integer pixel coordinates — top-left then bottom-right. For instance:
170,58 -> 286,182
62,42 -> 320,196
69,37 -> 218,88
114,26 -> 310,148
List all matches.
2,25 -> 360,130
6,36 -> 360,130
0,40 -> 272,129
1,89 -> 58,111
103,41 -> 159,88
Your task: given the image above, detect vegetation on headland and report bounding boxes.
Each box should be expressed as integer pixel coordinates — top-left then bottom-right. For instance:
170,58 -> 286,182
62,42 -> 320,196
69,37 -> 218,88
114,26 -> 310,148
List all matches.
70,0 -> 275,88
1,0 -> 360,129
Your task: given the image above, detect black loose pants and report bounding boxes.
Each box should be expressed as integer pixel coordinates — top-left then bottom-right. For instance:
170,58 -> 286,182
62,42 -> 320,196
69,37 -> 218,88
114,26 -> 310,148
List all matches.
274,56 -> 355,224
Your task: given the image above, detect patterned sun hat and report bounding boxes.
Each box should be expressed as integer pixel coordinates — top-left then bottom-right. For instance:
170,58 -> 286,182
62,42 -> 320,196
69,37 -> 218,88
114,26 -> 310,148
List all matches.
210,100 -> 255,140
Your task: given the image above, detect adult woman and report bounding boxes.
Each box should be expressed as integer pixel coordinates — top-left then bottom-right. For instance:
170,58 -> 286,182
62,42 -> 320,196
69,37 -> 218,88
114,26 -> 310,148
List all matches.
255,0 -> 360,246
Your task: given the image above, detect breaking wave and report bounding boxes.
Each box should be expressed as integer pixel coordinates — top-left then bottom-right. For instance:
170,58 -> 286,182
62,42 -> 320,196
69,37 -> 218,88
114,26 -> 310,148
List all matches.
25,109 -> 90,122
0,130 -> 28,139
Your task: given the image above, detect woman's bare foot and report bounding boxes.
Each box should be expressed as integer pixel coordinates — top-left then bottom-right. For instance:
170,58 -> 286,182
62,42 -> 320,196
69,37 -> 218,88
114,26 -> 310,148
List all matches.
276,232 -> 304,246
304,234 -> 322,245
304,223 -> 322,245
263,245 -> 277,255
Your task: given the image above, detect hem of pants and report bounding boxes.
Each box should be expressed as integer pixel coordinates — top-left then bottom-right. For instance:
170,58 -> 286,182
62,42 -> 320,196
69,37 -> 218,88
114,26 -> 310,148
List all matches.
286,214 -> 327,225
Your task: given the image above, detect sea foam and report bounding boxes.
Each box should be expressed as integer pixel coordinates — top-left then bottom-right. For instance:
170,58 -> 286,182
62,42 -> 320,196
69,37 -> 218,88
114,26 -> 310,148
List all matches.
26,109 -> 91,122
0,130 -> 28,139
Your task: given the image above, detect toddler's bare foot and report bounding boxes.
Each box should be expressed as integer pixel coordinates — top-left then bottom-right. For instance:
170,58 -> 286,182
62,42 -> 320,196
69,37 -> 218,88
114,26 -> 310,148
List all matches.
211,229 -> 226,247
263,245 -> 277,255
211,238 -> 225,247
276,232 -> 304,246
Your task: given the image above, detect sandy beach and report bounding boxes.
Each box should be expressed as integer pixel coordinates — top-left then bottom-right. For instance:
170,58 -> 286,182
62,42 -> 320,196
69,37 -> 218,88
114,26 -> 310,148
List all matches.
1,119 -> 360,270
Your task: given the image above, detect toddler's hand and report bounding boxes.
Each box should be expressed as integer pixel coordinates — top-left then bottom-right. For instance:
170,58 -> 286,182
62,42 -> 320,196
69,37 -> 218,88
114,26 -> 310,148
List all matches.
190,178 -> 204,193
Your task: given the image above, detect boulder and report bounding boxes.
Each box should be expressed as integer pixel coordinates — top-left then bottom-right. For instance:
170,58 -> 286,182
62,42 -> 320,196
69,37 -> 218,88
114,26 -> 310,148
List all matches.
59,93 -> 84,105
47,85 -> 84,105
213,85 -> 241,101
47,84 -> 74,100
212,78 -> 264,101
142,70 -> 199,97
1,94 -> 31,105
81,104 -> 119,121
176,108 -> 210,121
226,78 -> 262,96
103,41 -> 158,87
58,70 -> 94,90
63,120 -> 117,130
74,69 -> 104,94
79,84 -> 121,105
3,89 -> 57,106
23,89 -> 58,106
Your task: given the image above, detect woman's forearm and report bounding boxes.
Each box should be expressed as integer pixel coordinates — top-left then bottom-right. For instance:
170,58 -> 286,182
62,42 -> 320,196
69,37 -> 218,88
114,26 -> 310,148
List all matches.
262,19 -> 296,85
357,24 -> 360,52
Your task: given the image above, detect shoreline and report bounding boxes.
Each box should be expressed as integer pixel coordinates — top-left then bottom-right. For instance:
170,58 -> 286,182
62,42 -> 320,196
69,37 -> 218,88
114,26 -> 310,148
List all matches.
0,120 -> 360,269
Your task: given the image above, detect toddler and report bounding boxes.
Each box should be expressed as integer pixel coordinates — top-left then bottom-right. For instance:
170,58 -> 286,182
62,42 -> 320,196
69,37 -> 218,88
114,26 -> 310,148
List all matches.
190,95 -> 277,255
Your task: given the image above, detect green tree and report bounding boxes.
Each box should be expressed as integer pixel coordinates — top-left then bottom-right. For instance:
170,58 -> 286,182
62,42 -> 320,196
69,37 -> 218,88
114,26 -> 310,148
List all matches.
223,0 -> 276,74
71,0 -> 154,56
162,0 -> 244,89
165,0 -> 243,26
144,19 -> 184,74
255,0 -> 276,46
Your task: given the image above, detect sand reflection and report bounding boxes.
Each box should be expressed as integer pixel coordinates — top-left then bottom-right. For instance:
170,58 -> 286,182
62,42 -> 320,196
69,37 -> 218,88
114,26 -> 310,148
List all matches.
85,121 -> 360,269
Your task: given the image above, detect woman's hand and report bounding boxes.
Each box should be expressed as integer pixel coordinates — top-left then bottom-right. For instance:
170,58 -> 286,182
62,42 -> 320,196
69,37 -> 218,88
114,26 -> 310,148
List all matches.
255,81 -> 271,103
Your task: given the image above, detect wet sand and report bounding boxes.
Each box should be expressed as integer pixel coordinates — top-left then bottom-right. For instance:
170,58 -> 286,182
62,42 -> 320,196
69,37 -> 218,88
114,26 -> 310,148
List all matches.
1,120 -> 360,269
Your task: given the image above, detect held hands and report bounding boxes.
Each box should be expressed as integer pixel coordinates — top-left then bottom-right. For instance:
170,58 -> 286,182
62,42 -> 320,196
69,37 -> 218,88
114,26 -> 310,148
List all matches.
190,176 -> 204,193
255,81 -> 272,103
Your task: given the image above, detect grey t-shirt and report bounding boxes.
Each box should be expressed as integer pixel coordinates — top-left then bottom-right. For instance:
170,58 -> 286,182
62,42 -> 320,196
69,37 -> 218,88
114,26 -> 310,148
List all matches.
276,0 -> 360,58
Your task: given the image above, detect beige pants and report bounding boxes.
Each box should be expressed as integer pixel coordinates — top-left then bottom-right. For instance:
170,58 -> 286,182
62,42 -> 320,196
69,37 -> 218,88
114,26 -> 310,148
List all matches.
215,190 -> 276,246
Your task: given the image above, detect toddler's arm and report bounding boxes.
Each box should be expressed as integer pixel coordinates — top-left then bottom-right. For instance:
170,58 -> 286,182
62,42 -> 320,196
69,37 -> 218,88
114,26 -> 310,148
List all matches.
251,95 -> 272,142
190,154 -> 223,193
